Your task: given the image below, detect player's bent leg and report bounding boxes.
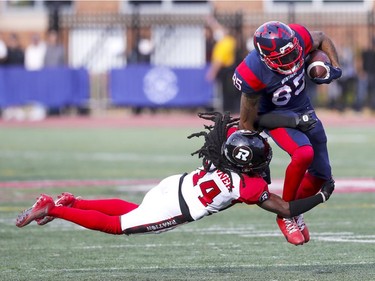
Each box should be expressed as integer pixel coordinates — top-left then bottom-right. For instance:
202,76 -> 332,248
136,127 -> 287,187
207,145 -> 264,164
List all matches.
36,192 -> 78,226
296,173 -> 327,199
294,214 -> 310,243
16,194 -> 55,228
282,145 -> 314,201
276,216 -> 305,245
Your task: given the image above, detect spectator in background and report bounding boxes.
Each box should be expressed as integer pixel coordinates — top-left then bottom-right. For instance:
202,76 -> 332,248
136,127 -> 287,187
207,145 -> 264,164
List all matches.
336,40 -> 357,111
25,33 -> 46,70
354,50 -> 368,112
327,80 -> 341,111
127,28 -> 154,64
205,24 -> 215,64
205,16 -> 239,114
127,27 -> 156,115
5,33 -> 24,66
44,29 -> 65,67
0,32 -> 7,65
361,39 -> 375,111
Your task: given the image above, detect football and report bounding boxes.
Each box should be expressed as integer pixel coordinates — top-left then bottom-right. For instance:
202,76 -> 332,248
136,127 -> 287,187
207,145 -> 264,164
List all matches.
306,50 -> 331,79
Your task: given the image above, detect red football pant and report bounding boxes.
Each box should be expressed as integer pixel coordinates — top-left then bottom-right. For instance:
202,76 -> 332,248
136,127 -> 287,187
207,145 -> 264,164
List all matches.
268,128 -> 315,202
281,145 -> 314,202
296,172 -> 326,200
49,198 -> 139,235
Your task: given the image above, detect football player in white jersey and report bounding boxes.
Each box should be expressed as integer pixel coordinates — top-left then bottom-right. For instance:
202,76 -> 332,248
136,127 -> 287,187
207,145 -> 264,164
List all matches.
16,112 -> 333,244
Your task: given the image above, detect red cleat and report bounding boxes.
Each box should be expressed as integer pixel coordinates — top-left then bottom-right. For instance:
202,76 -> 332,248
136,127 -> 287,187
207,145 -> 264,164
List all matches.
16,194 -> 55,228
276,216 -> 305,245
36,192 -> 77,226
295,214 -> 310,243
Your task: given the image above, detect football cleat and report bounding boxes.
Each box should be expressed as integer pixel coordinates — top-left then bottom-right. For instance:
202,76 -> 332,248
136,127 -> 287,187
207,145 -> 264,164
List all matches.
295,214 -> 310,243
16,194 -> 55,228
36,192 -> 77,226
276,216 -> 305,245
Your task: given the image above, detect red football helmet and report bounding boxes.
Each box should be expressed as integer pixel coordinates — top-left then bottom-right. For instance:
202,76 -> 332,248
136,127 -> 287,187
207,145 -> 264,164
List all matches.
253,21 -> 303,75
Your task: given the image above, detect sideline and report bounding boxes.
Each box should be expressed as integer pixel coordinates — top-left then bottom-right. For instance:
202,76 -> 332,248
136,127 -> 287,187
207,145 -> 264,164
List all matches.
0,178 -> 374,193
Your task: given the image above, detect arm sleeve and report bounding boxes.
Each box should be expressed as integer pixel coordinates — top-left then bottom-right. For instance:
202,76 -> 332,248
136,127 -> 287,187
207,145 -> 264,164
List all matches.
257,112 -> 298,130
289,193 -> 324,217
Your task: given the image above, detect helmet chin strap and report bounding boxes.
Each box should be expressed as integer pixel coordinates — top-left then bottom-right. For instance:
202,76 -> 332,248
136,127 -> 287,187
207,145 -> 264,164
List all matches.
256,42 -> 265,56
275,59 -> 304,75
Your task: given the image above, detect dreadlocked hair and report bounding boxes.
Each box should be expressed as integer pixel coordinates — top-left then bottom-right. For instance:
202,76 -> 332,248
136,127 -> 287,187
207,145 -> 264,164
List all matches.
187,112 -> 243,191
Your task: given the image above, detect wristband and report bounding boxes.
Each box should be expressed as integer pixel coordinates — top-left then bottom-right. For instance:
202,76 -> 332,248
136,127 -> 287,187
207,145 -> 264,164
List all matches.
320,192 -> 326,202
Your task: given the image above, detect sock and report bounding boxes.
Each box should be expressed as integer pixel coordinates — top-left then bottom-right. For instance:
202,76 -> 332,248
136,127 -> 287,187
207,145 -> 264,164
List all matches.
296,172 -> 326,199
282,145 -> 314,202
49,206 -> 123,235
72,199 -> 139,216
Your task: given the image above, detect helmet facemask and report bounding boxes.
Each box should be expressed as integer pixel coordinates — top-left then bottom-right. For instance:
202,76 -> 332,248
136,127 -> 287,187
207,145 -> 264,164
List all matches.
253,21 -> 304,75
258,37 -> 303,75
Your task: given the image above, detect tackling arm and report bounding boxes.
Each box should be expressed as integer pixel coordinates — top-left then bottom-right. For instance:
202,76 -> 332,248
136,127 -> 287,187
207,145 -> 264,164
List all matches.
258,179 -> 334,217
258,193 -> 323,218
239,93 -> 260,130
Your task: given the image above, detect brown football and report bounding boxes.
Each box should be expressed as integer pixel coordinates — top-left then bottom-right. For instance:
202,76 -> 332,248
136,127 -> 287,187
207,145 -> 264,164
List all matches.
306,50 -> 331,79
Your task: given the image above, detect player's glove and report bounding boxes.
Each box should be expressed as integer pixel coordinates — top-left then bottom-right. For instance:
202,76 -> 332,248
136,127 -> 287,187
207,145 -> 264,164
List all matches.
295,110 -> 318,132
320,178 -> 335,202
313,64 -> 342,85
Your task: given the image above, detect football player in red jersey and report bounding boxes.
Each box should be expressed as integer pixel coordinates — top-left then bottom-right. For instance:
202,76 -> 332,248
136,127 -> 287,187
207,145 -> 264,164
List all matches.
232,21 -> 341,245
16,112 -> 333,243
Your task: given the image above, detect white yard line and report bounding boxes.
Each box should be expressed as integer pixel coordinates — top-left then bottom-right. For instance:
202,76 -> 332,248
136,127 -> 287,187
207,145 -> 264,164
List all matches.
1,178 -> 374,193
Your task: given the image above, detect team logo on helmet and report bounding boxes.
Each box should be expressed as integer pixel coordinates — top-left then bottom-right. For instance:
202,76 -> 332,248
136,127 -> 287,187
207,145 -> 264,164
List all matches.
232,146 -> 253,165
223,130 -> 272,174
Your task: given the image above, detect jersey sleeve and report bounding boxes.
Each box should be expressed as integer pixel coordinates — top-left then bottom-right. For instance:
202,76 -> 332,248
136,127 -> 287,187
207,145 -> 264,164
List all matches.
233,53 -> 267,96
289,23 -> 313,55
238,175 -> 270,204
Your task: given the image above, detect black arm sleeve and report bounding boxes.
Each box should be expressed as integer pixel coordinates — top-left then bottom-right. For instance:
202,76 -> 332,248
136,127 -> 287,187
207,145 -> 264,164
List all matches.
256,112 -> 298,130
289,193 -> 324,217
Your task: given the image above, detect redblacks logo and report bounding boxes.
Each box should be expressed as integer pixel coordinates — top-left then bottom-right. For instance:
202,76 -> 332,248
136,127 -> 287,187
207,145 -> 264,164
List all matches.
232,146 -> 253,165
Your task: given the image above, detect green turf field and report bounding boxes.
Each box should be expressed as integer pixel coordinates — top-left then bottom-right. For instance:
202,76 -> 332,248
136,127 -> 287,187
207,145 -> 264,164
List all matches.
0,120 -> 374,281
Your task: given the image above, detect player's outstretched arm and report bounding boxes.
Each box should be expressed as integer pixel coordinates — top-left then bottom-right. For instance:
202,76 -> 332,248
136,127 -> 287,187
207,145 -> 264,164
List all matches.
257,179 -> 334,217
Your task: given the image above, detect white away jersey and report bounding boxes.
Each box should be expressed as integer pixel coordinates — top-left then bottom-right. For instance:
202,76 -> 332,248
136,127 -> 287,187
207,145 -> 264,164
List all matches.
181,167 -> 269,220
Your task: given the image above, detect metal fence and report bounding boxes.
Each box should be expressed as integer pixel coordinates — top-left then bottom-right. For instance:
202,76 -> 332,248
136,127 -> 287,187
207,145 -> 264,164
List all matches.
58,9 -> 375,113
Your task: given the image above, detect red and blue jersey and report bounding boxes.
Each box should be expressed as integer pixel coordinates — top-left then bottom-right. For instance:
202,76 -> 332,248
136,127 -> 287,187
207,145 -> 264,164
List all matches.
233,24 -> 314,114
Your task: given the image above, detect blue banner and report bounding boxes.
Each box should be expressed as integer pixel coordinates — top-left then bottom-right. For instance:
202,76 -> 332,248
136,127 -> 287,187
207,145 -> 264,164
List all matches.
0,67 -> 89,108
109,65 -> 213,107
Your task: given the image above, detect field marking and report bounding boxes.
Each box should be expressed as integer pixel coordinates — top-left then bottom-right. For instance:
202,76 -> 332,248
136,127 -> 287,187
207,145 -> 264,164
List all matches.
268,178 -> 375,194
0,150 -> 191,163
0,178 -> 374,193
0,111 -> 374,128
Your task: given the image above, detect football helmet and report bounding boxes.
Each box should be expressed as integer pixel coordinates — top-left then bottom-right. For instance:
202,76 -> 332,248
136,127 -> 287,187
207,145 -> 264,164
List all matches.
253,21 -> 303,75
223,130 -> 272,174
